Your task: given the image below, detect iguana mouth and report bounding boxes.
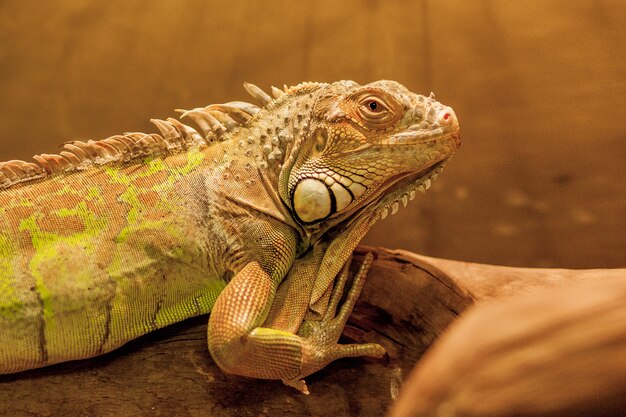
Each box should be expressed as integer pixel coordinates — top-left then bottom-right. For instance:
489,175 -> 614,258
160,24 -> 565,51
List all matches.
380,106 -> 460,146
380,128 -> 446,146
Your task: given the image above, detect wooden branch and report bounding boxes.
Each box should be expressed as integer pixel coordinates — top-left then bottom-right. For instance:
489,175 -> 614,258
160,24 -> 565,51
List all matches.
0,247 -> 623,417
370,248 -> 626,417
388,272 -> 626,417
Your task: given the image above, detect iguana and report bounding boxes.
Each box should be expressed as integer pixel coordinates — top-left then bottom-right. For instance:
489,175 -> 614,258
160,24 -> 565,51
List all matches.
0,80 -> 460,393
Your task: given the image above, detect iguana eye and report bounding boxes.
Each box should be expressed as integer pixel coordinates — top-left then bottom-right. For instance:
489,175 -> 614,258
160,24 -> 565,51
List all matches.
355,95 -> 397,127
344,89 -> 403,129
360,98 -> 388,117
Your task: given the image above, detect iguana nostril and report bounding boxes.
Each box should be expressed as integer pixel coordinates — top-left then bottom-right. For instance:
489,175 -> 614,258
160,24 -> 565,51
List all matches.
439,109 -> 453,124
438,108 -> 458,130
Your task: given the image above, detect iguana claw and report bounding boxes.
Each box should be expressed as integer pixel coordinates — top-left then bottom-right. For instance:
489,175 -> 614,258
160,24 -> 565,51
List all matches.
282,378 -> 310,395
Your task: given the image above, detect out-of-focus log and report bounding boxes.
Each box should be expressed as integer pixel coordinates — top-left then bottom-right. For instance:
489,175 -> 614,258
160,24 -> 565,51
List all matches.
386,253 -> 626,417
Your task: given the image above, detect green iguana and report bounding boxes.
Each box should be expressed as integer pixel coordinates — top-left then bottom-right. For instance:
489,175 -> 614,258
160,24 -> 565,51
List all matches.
0,80 -> 460,393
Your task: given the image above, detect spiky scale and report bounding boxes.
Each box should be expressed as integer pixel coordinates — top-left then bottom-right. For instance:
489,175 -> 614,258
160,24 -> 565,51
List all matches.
271,86 -> 285,98
243,82 -> 272,106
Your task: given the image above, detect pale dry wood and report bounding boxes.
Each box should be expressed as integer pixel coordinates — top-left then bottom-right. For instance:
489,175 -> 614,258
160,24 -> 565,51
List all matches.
0,247 -> 623,417
400,250 -> 625,300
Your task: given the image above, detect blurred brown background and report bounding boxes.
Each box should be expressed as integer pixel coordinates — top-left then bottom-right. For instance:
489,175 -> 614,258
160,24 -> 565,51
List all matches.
0,0 -> 624,268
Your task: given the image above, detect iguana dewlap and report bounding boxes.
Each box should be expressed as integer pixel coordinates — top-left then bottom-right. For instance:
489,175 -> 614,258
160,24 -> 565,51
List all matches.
0,80 -> 460,393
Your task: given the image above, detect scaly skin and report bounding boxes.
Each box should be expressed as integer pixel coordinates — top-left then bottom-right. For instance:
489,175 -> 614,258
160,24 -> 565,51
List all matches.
0,80 -> 460,393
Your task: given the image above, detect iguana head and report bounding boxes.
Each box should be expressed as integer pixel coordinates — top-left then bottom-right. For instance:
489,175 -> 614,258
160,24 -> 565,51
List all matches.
281,80 -> 460,229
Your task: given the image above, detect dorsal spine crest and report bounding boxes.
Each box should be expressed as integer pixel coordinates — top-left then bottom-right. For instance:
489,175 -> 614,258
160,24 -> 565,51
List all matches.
0,81 -> 325,190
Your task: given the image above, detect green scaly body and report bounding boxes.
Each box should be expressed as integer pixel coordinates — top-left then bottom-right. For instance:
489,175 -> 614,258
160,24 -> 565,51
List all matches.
0,80 -> 460,392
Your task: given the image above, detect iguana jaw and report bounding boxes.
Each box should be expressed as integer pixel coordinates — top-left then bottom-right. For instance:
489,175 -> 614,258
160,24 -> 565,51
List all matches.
314,110 -> 460,237
373,158 -> 449,220
372,124 -> 461,219
304,158 -> 449,247
305,117 -> 460,230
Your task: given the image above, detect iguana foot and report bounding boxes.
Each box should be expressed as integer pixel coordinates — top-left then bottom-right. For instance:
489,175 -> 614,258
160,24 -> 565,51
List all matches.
282,252 -> 386,392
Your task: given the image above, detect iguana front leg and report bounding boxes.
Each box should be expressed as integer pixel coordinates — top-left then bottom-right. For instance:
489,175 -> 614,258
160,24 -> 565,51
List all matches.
285,252 -> 386,393
208,261 -> 304,380
280,214 -> 387,392
208,246 -> 384,393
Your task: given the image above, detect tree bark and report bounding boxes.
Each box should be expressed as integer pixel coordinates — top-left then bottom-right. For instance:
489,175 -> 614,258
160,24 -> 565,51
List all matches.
0,246 -> 623,417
